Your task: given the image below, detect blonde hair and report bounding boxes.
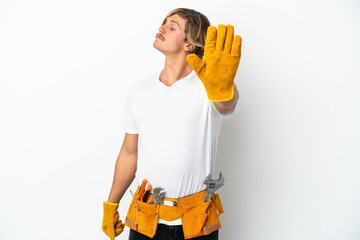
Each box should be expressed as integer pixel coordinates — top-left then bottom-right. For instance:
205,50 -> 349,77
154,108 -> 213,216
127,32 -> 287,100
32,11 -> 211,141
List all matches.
161,8 -> 211,59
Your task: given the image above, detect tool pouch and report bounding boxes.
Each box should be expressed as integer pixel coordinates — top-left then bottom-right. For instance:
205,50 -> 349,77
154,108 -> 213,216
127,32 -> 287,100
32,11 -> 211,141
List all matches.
125,189 -> 224,239
125,198 -> 159,238
181,193 -> 223,239
202,193 -> 223,235
181,200 -> 211,239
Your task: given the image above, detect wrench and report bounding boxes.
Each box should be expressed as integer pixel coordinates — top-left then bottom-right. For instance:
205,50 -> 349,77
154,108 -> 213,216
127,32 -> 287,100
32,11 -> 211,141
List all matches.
203,172 -> 225,202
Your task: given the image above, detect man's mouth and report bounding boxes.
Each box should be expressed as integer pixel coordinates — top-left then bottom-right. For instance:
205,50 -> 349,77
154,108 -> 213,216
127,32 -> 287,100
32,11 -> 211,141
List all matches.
157,34 -> 164,41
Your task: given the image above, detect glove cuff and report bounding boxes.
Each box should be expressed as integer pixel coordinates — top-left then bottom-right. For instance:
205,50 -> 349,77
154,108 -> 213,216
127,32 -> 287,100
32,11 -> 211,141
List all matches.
104,201 -> 120,207
206,84 -> 234,102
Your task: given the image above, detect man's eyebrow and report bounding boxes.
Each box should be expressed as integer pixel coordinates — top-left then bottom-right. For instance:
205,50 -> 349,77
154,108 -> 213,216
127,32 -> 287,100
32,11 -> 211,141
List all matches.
170,20 -> 181,29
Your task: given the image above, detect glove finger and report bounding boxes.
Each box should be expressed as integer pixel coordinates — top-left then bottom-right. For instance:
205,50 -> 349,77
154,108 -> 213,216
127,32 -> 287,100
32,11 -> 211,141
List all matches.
115,226 -> 125,236
231,35 -> 242,57
205,26 -> 217,58
115,228 -> 124,237
115,220 -> 125,229
224,24 -> 234,54
115,220 -> 125,236
186,54 -> 205,73
215,24 -> 226,52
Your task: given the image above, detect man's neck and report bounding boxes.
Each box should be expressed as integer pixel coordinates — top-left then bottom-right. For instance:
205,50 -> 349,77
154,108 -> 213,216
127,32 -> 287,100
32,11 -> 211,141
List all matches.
160,55 -> 193,87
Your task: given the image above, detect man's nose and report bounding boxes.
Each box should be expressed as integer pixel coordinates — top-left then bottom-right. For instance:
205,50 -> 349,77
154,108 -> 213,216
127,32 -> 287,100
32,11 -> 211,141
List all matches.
158,25 -> 165,34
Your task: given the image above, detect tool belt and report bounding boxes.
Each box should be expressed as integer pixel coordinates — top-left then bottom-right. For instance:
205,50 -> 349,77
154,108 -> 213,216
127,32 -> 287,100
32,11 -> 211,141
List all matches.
125,186 -> 224,239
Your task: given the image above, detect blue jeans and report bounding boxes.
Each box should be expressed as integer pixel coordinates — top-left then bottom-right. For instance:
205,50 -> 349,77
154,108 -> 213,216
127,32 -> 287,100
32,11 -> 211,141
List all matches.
129,224 -> 219,240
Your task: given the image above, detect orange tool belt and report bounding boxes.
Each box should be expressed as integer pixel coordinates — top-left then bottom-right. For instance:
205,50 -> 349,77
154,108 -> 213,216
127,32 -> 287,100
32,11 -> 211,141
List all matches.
125,186 -> 224,239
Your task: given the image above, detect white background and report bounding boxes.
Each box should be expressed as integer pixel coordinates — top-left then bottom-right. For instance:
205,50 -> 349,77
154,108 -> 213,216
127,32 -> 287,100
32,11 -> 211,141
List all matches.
0,0 -> 359,239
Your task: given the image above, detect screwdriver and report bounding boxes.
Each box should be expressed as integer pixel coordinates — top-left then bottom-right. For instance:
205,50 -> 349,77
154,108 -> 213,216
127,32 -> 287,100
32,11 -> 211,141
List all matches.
130,190 -> 141,211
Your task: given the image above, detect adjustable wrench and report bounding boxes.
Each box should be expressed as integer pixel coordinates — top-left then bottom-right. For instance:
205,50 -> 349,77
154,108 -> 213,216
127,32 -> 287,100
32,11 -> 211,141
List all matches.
203,172 -> 225,202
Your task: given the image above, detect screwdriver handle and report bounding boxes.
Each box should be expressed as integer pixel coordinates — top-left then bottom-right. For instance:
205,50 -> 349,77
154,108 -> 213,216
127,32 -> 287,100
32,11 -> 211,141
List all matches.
137,179 -> 148,200
142,190 -> 150,202
142,184 -> 152,202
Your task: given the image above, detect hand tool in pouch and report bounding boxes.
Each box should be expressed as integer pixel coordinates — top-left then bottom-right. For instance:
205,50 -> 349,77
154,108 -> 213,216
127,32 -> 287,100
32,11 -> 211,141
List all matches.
149,187 -> 166,204
142,184 -> 152,202
203,172 -> 225,202
130,190 -> 141,211
137,179 -> 149,201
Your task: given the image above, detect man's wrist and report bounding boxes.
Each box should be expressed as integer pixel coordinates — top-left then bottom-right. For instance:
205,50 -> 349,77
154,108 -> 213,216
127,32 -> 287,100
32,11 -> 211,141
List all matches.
212,84 -> 239,110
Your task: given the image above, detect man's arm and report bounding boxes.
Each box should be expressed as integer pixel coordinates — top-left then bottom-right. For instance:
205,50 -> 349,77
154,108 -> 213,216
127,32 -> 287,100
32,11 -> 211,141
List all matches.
107,133 -> 138,203
212,83 -> 239,115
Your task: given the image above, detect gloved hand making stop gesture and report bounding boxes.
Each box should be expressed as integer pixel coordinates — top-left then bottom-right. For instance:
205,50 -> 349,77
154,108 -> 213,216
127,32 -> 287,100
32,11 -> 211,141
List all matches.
186,24 -> 242,102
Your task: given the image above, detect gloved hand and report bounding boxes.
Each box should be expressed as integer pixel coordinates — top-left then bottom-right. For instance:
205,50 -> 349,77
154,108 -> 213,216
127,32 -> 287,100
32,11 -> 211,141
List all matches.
186,24 -> 242,102
102,201 -> 125,240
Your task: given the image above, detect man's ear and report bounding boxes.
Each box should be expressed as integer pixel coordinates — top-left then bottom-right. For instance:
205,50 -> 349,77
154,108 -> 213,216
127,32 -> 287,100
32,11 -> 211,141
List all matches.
184,40 -> 194,52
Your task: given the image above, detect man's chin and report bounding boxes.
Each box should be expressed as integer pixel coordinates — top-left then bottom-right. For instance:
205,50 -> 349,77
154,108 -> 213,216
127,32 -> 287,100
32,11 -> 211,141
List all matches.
153,42 -> 159,50
153,44 -> 163,53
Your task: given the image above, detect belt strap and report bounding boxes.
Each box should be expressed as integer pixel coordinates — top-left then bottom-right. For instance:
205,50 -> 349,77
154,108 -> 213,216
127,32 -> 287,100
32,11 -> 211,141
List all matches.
135,186 -> 209,221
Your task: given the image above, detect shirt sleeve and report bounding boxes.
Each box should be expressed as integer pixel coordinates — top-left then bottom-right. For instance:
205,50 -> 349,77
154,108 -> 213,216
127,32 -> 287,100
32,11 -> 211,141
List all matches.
120,87 -> 139,134
208,100 -> 236,119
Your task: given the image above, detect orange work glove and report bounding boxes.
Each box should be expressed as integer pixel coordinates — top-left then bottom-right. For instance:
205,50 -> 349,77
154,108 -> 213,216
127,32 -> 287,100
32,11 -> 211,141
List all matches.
102,201 -> 125,240
186,24 -> 242,102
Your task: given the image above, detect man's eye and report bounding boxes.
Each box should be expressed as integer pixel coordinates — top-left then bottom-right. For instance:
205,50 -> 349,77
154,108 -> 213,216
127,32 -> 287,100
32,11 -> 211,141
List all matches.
170,28 -> 175,30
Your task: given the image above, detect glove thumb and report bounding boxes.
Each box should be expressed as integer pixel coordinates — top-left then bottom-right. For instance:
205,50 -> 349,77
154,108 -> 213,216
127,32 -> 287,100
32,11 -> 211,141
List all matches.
186,53 -> 205,73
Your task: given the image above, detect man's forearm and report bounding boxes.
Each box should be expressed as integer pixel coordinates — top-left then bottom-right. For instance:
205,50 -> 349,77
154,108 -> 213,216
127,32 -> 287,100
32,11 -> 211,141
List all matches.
107,149 -> 137,203
212,83 -> 239,114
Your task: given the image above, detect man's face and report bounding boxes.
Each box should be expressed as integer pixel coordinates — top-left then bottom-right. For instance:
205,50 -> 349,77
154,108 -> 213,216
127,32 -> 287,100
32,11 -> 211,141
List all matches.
153,14 -> 191,56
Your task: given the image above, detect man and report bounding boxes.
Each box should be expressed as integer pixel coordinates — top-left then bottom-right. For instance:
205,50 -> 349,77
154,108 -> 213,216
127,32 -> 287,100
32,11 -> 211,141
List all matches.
102,8 -> 242,240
